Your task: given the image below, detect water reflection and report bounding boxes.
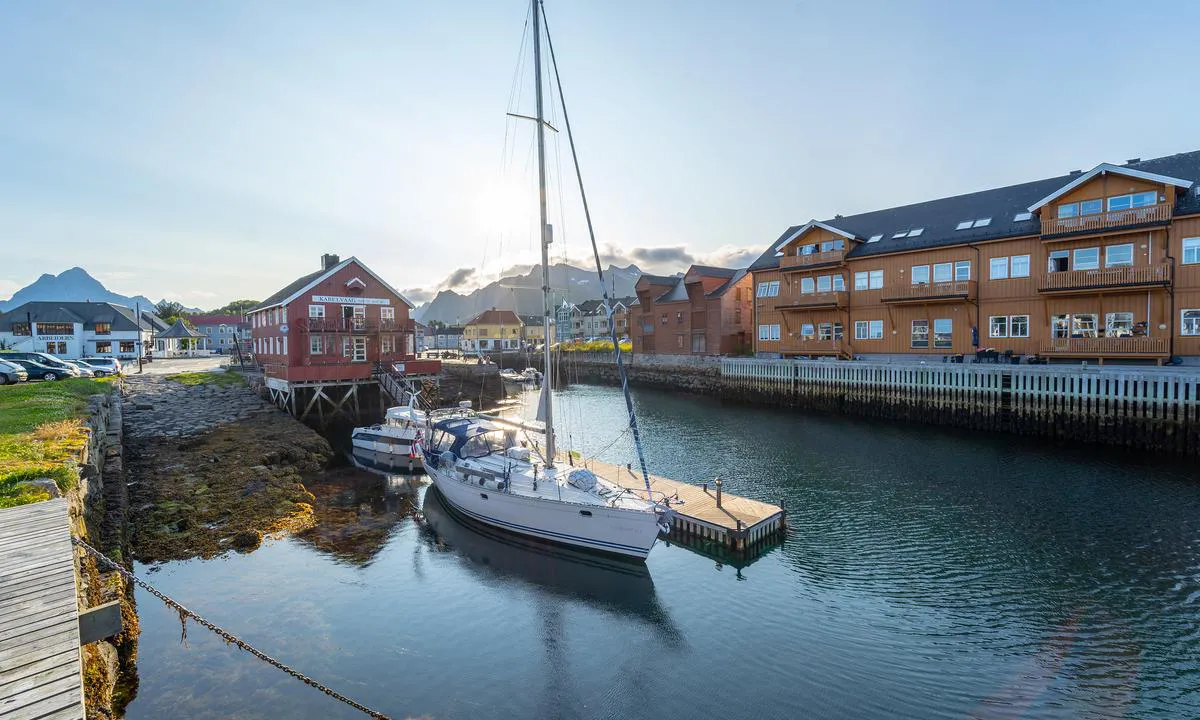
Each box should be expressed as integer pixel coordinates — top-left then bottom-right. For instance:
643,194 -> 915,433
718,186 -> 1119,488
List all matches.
294,463 -> 420,566
419,486 -> 682,645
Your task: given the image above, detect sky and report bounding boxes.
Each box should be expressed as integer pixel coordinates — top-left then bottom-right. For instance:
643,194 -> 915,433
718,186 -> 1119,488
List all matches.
2,0 -> 1199,309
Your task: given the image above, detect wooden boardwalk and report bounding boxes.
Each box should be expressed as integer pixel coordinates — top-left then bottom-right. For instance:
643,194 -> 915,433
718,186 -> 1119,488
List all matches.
0,498 -> 85,720
577,457 -> 787,550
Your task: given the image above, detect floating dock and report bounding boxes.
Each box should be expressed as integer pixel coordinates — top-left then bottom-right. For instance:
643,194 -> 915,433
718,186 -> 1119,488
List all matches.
0,498 -> 86,720
570,456 -> 787,553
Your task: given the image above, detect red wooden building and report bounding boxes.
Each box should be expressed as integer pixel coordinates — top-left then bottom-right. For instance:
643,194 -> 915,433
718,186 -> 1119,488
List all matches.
249,254 -> 439,420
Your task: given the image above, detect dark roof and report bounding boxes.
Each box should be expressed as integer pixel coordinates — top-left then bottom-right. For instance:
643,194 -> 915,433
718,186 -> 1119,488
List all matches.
465,309 -> 522,326
576,299 -> 607,314
750,150 -> 1200,271
140,311 -> 170,332
654,278 -> 688,303
0,301 -> 158,332
156,319 -> 205,339
253,268 -> 327,311
637,273 -> 678,285
707,268 -> 749,298
519,315 -> 547,325
687,265 -> 739,279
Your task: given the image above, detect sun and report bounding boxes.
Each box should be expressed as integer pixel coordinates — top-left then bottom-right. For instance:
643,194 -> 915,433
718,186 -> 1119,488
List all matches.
471,177 -> 534,236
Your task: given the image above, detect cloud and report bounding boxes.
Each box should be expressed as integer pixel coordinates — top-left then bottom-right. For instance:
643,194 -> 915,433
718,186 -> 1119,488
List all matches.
440,267 -> 476,290
630,246 -> 696,266
403,286 -> 435,305
567,243 -> 761,276
187,290 -> 218,299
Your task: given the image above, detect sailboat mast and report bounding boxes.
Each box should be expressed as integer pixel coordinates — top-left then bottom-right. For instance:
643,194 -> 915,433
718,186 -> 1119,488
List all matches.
532,0 -> 556,466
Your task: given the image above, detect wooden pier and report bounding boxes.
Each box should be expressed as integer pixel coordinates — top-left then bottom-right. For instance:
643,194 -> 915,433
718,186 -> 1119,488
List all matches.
0,499 -> 86,720
575,457 -> 787,553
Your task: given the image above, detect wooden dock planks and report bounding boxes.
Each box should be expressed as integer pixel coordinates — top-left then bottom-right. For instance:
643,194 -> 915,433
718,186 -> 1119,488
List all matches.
0,498 -> 85,720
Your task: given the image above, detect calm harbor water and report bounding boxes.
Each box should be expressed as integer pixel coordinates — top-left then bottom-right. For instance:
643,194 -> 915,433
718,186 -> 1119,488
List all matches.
125,385 -> 1200,719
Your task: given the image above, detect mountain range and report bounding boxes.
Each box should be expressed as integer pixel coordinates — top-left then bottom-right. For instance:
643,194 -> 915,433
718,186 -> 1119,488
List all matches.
0,268 -> 185,314
415,263 -> 642,325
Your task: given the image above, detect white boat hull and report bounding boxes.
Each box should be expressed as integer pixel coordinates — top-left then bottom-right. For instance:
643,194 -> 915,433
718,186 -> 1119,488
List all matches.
426,465 -> 661,560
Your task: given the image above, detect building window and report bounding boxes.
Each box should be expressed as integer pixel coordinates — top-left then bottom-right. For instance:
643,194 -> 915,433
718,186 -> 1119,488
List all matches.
120,341 -> 135,353
343,338 -> 351,357
310,337 -> 323,355
1011,255 -> 1030,277
911,265 -> 930,285
352,337 -> 367,362
933,318 -> 952,348
1073,247 -> 1100,271
381,306 -> 395,322
1058,198 -> 1104,218
758,324 -> 781,341
1182,238 -> 1200,265
94,323 -> 111,335
382,336 -> 393,354
990,257 -> 1009,280
1048,250 -> 1069,273
12,323 -> 30,336
800,323 -> 815,340
1182,310 -> 1200,336
819,239 -> 845,253
95,341 -> 112,353
854,272 -> 869,291
676,312 -> 683,324
817,322 -> 843,341
1107,191 -> 1157,211
756,281 -> 780,298
1068,313 -> 1098,338
833,275 -> 845,291
954,261 -> 971,281
911,320 -> 929,348
855,320 -> 884,340
661,314 -> 667,325
38,323 -> 74,335
800,277 -> 815,294
989,316 -> 1008,338
1106,312 -> 1135,337
816,275 -> 831,293
933,263 -> 953,284
868,270 -> 883,289
691,333 -> 706,353
1105,244 -> 1134,268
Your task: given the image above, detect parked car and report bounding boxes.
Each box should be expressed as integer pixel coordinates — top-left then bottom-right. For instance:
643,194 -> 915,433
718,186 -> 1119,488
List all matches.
64,359 -> 97,377
9,359 -> 72,381
80,357 -> 122,376
0,351 -> 80,374
0,359 -> 28,384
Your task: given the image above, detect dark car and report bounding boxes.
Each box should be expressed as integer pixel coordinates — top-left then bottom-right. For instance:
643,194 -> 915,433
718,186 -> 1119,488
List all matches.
9,359 -> 69,381
0,359 -> 28,384
0,351 -> 80,375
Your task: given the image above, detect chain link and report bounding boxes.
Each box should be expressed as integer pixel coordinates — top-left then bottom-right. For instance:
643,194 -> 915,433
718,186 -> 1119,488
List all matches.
73,536 -> 392,720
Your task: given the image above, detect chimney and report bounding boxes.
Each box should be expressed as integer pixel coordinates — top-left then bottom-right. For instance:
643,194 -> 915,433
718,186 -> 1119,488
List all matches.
1125,158 -> 1141,165
321,253 -> 340,270
1068,169 -> 1082,176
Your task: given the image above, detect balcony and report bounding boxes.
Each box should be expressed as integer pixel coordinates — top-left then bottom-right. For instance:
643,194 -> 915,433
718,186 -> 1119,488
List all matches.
297,318 -> 406,333
1038,264 -> 1171,294
1040,203 -> 1172,238
1040,336 -> 1168,359
881,281 -> 976,304
780,250 -> 844,270
776,291 -> 848,310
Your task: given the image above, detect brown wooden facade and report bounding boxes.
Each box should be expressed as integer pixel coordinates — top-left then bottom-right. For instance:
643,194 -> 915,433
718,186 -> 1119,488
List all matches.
752,165 -> 1200,364
633,266 -> 752,356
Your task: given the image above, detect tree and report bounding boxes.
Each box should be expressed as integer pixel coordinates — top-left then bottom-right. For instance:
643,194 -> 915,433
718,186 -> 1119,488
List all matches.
154,300 -> 191,326
213,299 -> 259,315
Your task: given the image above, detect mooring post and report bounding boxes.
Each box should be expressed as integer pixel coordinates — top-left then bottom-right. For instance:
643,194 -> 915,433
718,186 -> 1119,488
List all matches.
715,477 -> 722,508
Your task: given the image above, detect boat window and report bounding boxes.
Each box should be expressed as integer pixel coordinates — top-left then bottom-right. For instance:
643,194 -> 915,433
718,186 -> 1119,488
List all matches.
460,431 -> 508,459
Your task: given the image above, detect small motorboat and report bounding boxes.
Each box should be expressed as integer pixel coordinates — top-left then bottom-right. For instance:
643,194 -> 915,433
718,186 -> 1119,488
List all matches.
350,394 -> 427,472
500,367 -> 543,387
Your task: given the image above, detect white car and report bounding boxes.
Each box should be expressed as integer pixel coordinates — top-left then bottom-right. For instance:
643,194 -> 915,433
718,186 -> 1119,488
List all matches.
65,360 -> 97,377
79,357 -> 122,376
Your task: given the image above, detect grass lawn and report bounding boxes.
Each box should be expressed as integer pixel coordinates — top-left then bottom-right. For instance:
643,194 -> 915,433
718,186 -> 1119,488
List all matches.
0,378 -> 114,508
166,371 -> 245,387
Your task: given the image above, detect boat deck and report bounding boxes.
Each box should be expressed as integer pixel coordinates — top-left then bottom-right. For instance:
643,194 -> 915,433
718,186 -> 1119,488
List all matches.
0,499 -> 86,720
565,456 -> 787,550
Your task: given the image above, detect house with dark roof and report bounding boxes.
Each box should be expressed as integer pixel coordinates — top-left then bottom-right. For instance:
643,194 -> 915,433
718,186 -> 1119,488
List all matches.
248,254 -> 431,383
463,308 -> 523,353
519,314 -> 554,346
0,301 -> 163,360
750,150 -> 1200,364
633,266 -> 752,355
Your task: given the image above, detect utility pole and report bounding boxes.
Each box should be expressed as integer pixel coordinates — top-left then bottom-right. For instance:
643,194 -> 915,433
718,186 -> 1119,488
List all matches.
136,303 -> 144,373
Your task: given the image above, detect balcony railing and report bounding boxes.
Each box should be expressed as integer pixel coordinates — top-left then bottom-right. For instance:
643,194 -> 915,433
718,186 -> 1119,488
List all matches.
777,291 -> 848,309
779,250 -> 844,269
1038,264 -> 1170,293
1040,203 -> 1172,237
881,280 -> 976,304
1041,336 -> 1168,356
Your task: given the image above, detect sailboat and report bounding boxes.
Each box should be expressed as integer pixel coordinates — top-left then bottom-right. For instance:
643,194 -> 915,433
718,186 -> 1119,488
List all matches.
420,0 -> 668,560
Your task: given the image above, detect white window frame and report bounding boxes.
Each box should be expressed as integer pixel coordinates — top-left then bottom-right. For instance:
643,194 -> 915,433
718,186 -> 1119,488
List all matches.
1011,255 -> 1030,278
868,270 -> 883,290
381,306 -> 395,321
1010,315 -> 1029,338
1182,237 -> 1200,265
854,272 -> 869,291
310,337 -> 322,355
1182,309 -> 1200,336
816,275 -> 832,293
758,324 -> 771,342
990,257 -> 1009,280
911,265 -> 930,285
1105,312 -> 1135,337
989,315 -> 1008,338
911,319 -> 929,348
833,275 -> 845,291
1073,247 -> 1100,271
932,318 -> 952,349
1105,244 -> 1134,268
954,261 -> 971,281
352,337 -> 367,362
933,263 -> 952,284
800,323 -> 815,340
800,277 -> 815,294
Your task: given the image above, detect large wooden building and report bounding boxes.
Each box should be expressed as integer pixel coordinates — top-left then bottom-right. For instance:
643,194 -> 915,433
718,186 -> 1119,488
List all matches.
633,265 -> 753,356
750,151 -> 1200,364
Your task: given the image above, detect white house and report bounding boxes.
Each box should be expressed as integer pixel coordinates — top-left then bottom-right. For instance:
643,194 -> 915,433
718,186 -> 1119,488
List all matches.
0,301 -> 167,360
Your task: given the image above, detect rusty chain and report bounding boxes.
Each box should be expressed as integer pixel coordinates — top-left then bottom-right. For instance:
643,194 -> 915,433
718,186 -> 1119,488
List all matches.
72,536 -> 392,720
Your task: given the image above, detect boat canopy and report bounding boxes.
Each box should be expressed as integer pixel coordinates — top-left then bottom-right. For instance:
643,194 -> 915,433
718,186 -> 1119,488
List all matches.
432,417 -> 500,439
